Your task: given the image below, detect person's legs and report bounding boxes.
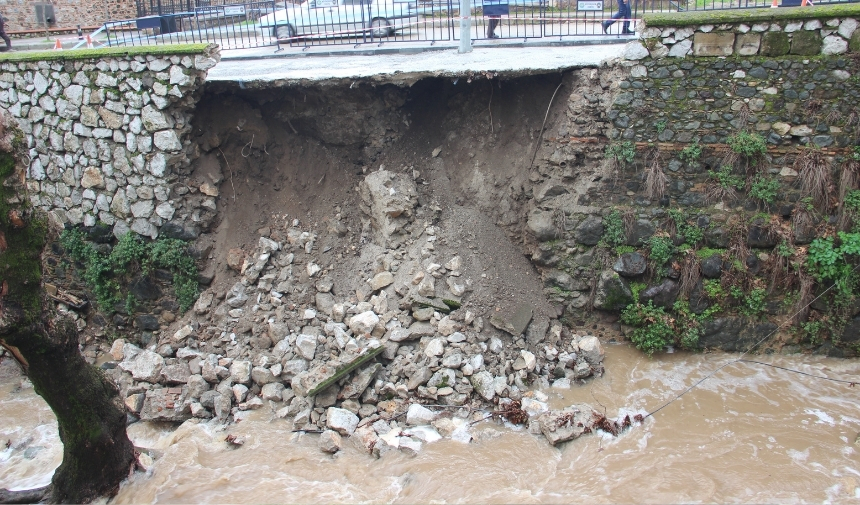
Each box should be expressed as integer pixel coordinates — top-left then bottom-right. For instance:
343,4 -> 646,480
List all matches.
621,0 -> 633,33
0,20 -> 10,50
487,16 -> 499,37
602,0 -> 624,32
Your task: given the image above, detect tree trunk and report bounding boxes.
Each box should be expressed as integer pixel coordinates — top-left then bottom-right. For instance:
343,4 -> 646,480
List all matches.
0,133 -> 135,502
2,318 -> 136,503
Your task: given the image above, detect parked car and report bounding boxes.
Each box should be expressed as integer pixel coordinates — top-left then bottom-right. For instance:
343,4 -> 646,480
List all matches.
413,0 -> 546,14
259,0 -> 418,39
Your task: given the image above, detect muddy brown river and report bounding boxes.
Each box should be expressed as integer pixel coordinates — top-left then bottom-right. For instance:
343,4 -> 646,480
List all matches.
3,344 -> 860,503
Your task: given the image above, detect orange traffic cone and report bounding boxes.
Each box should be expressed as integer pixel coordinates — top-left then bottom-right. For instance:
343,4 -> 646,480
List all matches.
770,0 -> 778,7
53,39 -> 63,50
85,34 -> 93,48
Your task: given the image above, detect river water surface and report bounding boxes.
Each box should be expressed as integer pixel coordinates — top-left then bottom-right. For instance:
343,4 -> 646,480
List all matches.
2,344 -> 860,503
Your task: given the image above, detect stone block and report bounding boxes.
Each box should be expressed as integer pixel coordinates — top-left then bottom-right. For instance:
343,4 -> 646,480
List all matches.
760,31 -> 789,56
734,33 -> 761,56
790,30 -> 822,55
693,32 -> 735,56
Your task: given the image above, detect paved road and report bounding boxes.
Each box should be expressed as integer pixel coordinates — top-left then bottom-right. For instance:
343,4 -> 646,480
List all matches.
208,40 -> 628,84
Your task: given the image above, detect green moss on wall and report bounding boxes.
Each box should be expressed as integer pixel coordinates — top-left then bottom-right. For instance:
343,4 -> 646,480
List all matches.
790,30 -> 822,56
850,30 -> 860,52
643,3 -> 860,28
0,43 -> 212,63
0,152 -> 45,322
761,32 -> 790,57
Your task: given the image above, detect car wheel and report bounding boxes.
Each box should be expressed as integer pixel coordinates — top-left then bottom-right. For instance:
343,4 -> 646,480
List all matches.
274,24 -> 296,40
370,18 -> 392,37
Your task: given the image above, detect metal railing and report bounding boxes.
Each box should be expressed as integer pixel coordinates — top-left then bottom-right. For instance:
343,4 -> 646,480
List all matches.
114,0 -> 855,50
108,0 -> 278,49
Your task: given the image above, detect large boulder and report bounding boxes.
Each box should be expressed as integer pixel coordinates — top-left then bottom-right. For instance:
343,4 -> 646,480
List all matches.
699,317 -> 778,351
470,371 -> 496,401
119,350 -> 164,382
843,316 -> 860,343
140,387 -> 191,422
326,407 -> 359,436
700,254 -> 723,278
536,405 -> 596,445
527,209 -> 559,242
574,215 -> 603,246
639,279 -> 680,309
593,270 -> 633,311
613,252 -> 647,277
406,404 -> 437,425
577,336 -> 604,365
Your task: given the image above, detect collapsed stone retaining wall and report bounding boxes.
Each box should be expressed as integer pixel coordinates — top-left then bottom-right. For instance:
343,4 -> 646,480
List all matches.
0,45 -> 220,241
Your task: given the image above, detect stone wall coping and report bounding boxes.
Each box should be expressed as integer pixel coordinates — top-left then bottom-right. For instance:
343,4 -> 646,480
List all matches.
0,43 -> 215,64
643,3 -> 860,28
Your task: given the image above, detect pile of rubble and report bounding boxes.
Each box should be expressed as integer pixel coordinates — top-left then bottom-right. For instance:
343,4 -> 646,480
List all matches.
103,169 -> 611,453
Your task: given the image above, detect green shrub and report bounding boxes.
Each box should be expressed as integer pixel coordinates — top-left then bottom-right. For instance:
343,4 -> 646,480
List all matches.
730,285 -> 767,317
601,209 -> 626,248
696,247 -> 725,259
669,209 -> 704,247
605,141 -> 636,165
679,141 -> 702,163
727,131 -> 767,161
845,190 -> 860,233
703,279 -> 725,302
621,298 -> 718,356
708,164 -> 745,190
60,229 -> 200,313
806,232 -> 860,308
621,301 -> 675,356
646,235 -> 674,267
749,174 -> 780,205
800,320 -> 824,346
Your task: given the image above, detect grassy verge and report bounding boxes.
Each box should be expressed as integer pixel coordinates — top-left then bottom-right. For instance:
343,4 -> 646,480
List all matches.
0,43 -> 213,63
644,3 -> 860,27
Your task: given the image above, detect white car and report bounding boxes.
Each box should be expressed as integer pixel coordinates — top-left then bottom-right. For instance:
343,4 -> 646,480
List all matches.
259,0 -> 418,39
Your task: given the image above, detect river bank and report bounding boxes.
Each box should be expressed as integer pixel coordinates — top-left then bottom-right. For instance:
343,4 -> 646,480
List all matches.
3,344 -> 860,503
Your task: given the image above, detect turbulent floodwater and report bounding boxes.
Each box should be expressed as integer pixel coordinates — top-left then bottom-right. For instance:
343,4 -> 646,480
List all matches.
3,344 -> 860,503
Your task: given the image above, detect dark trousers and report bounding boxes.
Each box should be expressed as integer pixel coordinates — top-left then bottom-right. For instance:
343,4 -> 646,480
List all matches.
604,0 -> 632,32
0,19 -> 10,49
487,16 -> 500,37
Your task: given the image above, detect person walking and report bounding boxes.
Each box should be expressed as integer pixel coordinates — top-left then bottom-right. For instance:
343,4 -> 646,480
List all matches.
0,13 -> 11,51
487,15 -> 500,38
602,0 -> 634,35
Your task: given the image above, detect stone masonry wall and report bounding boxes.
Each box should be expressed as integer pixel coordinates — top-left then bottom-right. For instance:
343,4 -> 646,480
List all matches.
627,10 -> 860,59
0,46 -> 221,241
524,11 -> 860,356
1,0 -> 138,32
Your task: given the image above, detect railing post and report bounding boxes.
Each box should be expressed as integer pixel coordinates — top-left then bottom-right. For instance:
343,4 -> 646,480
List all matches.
459,0 -> 471,53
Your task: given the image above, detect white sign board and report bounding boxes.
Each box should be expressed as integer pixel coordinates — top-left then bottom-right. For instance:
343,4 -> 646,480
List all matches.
314,0 -> 338,7
223,5 -> 246,15
577,0 -> 603,10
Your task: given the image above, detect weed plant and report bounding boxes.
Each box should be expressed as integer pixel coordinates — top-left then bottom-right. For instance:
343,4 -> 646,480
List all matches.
60,229 -> 199,313
748,174 -> 780,206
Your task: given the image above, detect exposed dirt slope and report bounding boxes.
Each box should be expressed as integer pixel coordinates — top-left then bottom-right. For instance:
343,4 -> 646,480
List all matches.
194,72 -> 614,328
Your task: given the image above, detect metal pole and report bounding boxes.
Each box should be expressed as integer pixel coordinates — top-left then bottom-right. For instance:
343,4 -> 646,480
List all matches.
458,0 -> 471,53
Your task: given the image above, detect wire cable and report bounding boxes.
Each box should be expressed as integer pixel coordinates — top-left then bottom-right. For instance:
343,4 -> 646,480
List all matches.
643,261 -> 860,419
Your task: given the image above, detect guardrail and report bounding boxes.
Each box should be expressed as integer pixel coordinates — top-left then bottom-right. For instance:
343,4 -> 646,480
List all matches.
110,0 -> 856,50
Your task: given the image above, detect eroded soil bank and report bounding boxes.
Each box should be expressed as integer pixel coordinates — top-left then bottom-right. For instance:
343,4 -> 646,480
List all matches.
96,70 -> 624,446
